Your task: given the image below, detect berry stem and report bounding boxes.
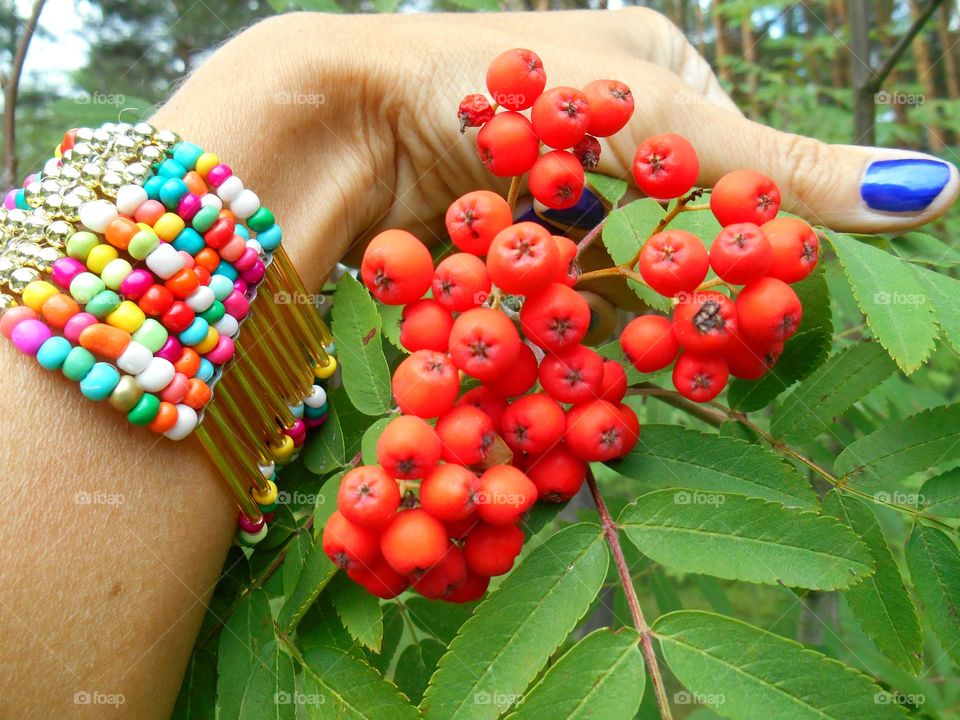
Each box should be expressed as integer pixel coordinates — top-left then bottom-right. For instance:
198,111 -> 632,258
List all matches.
575,265 -> 648,286
624,188 -> 706,269
680,203 -> 711,212
695,277 -> 732,292
586,468 -> 674,720
506,175 -> 522,210
575,217 -> 606,260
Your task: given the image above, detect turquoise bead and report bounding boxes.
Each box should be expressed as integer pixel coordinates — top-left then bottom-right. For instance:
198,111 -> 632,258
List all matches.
235,225 -> 250,240
209,275 -> 233,301
179,317 -> 209,346
80,362 -> 120,400
85,289 -> 121,319
197,358 -> 214,382
157,159 -> 187,178
159,178 -> 189,209
132,319 -> 168,352
62,346 -> 95,381
213,261 -> 237,281
191,206 -> 219,233
172,142 -> 203,170
199,300 -> 225,323
143,175 -> 164,200
304,402 -> 328,419
15,189 -> 28,210
36,336 -> 72,370
257,224 -> 282,251
172,228 -> 204,255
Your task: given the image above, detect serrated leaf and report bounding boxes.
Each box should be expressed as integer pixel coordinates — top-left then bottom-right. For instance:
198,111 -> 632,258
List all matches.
771,341 -> 898,442
668,204 -> 723,243
420,524 -> 609,719
281,531 -> 313,599
395,639 -> 446,705
905,523 -> 960,666
330,572 -> 384,652
505,629 -> 644,720
237,640 -> 296,720
608,424 -> 818,509
919,469 -> 960,517
302,397 -> 345,475
217,589 -> 276,720
890,231 -> 960,267
172,647 -> 216,720
825,229 -> 937,374
834,403 -> 960,486
601,200 -> 672,312
361,417 -> 392,465
585,172 -> 628,206
619,490 -> 873,590
332,274 -> 393,415
406,598 -> 478,645
823,491 -> 923,674
910,264 -> 960,355
277,538 -> 338,633
379,303 -> 405,352
369,604 -> 405,675
653,611 -> 907,720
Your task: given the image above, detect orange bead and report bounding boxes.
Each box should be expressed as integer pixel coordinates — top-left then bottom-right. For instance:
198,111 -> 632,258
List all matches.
219,208 -> 236,222
41,293 -> 80,329
193,266 -> 211,287
183,378 -> 211,409
148,401 -> 179,433
105,216 -> 138,250
174,347 -> 201,377
165,268 -> 200,299
219,235 -> 246,262
78,322 -> 131,360
183,171 -> 207,196
195,247 -> 220,272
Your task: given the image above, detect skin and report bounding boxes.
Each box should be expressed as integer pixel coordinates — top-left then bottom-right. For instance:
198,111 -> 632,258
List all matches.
1,9 -> 956,719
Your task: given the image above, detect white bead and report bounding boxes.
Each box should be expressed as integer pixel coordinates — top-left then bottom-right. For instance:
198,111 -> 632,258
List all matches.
136,357 -> 176,393
164,404 -> 199,441
231,189 -> 260,220
185,286 -> 215,312
116,184 -> 148,215
304,385 -> 327,408
78,199 -> 118,233
145,243 -> 184,279
117,341 -> 152,375
101,258 -> 133,290
258,462 -> 276,478
200,193 -> 222,210
213,314 -> 239,337
245,239 -> 263,255
43,157 -> 61,175
216,176 -> 244,203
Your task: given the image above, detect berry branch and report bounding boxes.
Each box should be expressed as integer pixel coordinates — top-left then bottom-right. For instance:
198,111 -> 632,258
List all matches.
625,188 -> 706,269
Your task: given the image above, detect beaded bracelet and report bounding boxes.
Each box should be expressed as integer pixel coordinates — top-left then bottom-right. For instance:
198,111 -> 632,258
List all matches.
0,122 -> 335,546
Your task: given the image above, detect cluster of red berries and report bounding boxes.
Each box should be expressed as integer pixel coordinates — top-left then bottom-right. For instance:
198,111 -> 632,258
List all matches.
458,48 -> 634,210
624,134 -> 820,401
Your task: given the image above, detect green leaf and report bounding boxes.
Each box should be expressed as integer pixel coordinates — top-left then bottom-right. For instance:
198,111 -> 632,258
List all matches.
653,611 -> 907,720
369,604 -> 405,675
834,403 -> 960,485
302,400 -> 345,475
906,523 -> 960,666
609,424 -> 818,509
823,491 -> 923,674
446,0 -> 500,9
281,531 -> 313,599
329,572 -> 384,652
379,303 -> 405,352
172,647 -> 216,720
217,589 -> 276,720
668,204 -> 723,243
601,200 -> 671,312
505,629 -> 644,720
890,231 -> 960,267
825,229 -> 937,373
585,172 -> 628,206
771,341 -> 898,443
332,274 -> 393,415
910,264 -> 960,355
238,640 -> 296,720
395,639 -> 447,705
406,598 -> 478,645
619,490 -> 873,590
919,469 -> 960,517
277,539 -> 338,633
421,524 -> 609,719
361,417 -> 392,465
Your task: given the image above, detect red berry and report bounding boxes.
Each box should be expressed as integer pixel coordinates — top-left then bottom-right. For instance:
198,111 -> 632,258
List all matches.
376,415 -> 442,479
672,353 -> 729,402
632,133 -> 699,200
436,405 -> 496,465
477,112 -> 540,177
445,572 -> 490,603
564,400 -> 633,461
448,308 -> 522,381
553,235 -> 579,287
484,341 -> 539,398
420,463 -> 481,522
458,93 -> 495,132
711,170 -> 781,226
528,151 -> 585,210
347,555 -> 410,599
525,445 -> 587,502
338,465 -> 401,529
671,290 -> 738,353
412,544 -> 468,599
724,331 -> 783,380
445,513 -> 482,541
538,344 -> 604,404
617,403 -> 641,454
477,465 -> 537,525
457,386 -> 508,431
486,222 -> 561,295
400,299 -> 454,353
464,523 -> 525,576
432,253 -> 491,312
598,358 -> 628,403
486,48 -> 546,110
520,282 -> 590,352
531,86 -> 591,149
360,229 -> 433,305
380,509 -> 448,576
572,135 -> 601,170
392,350 -> 460,418
322,511 -> 380,570
620,315 -> 680,373
445,190 -> 513,256
582,79 -> 634,137
735,277 -> 803,344
709,223 -> 773,285
500,392 -> 566,454
761,217 -> 820,283
638,230 -> 709,298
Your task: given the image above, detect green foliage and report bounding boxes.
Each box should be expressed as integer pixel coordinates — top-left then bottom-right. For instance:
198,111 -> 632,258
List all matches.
601,200 -> 672,312
906,524 -> 960,667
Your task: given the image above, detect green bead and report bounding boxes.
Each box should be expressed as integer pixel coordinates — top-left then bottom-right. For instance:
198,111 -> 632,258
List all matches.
69,272 -> 106,304
191,206 -> 219,233
66,231 -> 99,262
62,346 -> 96,381
247,207 -> 275,233
132,319 -> 168,352
85,289 -> 121,319
127,393 -> 160,425
199,300 -> 225,324
258,500 -> 278,513
128,229 -> 160,260
100,259 -> 133,291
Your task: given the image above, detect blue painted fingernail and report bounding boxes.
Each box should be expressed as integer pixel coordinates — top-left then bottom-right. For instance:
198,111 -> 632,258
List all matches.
861,158 -> 951,212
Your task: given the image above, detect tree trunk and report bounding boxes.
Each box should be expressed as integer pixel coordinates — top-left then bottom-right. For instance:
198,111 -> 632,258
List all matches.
694,0 -> 706,56
740,12 -> 757,114
909,0 -> 944,151
848,0 -> 876,145
713,0 -> 731,82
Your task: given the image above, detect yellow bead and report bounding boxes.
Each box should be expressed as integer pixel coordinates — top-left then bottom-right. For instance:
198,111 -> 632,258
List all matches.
154,212 -> 185,242
314,355 -> 338,379
85,244 -> 119,275
22,280 -> 58,312
136,222 -> 153,233
195,152 -> 219,179
270,435 -> 295,462
105,300 -> 146,334
193,326 -> 219,354
252,479 -> 278,505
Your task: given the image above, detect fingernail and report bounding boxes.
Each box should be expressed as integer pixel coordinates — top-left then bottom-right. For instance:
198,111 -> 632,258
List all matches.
861,158 -> 951,212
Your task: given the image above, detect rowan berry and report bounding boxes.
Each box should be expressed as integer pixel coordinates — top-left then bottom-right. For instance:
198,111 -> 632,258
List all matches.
632,133 -> 699,200
457,386 -> 508,431
376,415 -> 443,479
500,392 -> 566,454
528,150 -> 585,210
360,229 -> 433,305
484,341 -> 539,398
380,509 -> 448,576
432,253 -> 491,312
735,277 -> 803,344
531,86 -> 591,149
519,282 -> 590,352
761,216 -> 820,283
538,344 -> 604,404
445,513 -> 482,541
445,190 -> 513,256
486,221 -> 560,295
347,555 -> 410,599
445,572 -> 490,603
723,330 -> 783,380
458,93 -> 495,133
709,223 -> 773,285
598,358 -> 628,403
322,511 -> 380,570
617,403 -> 641,454
671,290 -> 738,353
436,405 -> 496,465
620,315 -> 680,373
476,465 -> 537,526
572,135 -> 601,170
638,230 -> 709,298
448,307 -> 522,381
420,463 -> 481,522
400,298 -> 454,353
711,170 -> 781,226
412,544 -> 468,599
486,48 -> 546,110
553,235 -> 579,287
477,112 -> 540,177
525,445 -> 587,502
338,465 -> 401,529
392,350 -> 460,418
564,399 -> 633,461
582,79 -> 634,137
464,523 -> 525,576
672,352 -> 729,402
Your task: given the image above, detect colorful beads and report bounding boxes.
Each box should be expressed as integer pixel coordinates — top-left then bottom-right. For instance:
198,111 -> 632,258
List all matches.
79,362 -> 121,400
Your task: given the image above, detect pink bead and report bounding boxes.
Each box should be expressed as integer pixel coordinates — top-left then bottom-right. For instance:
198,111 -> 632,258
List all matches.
234,247 -> 259,272
219,236 -> 246,263
237,512 -> 264,533
119,269 -> 154,299
156,336 -> 183,363
0,306 -> 38,338
177,193 -> 202,222
11,319 -> 52,355
179,250 -> 195,269
50,257 -> 86,290
204,335 -> 235,364
134,199 -> 166,224
241,260 -> 266,285
206,164 -> 232,188
223,290 -> 249,319
23,174 -> 37,187
232,279 -> 248,295
63,312 -> 98,343
3,189 -> 17,209
159,372 -> 189,403
284,418 -> 306,438
304,414 -> 328,430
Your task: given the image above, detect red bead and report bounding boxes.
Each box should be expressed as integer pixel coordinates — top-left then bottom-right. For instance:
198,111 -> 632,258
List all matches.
165,268 -> 200,299
161,301 -> 195,333
204,218 -> 235,249
138,284 -> 175,316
